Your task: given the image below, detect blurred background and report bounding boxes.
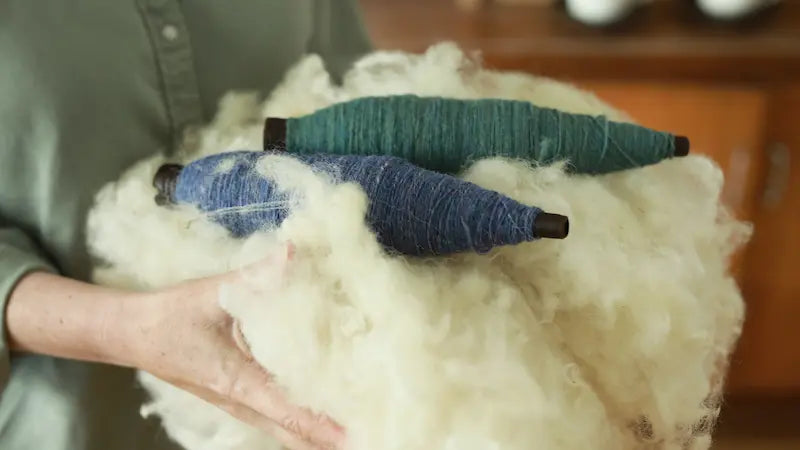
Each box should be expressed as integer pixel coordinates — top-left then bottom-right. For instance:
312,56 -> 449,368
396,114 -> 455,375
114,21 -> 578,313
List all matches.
357,0 -> 798,448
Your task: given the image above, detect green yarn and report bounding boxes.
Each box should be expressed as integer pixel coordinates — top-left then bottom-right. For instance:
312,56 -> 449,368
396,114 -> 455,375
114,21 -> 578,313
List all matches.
272,95 -> 686,175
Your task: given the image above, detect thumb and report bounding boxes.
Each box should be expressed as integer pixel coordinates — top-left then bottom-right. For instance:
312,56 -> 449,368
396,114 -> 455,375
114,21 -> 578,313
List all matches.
217,240 -> 295,318
234,240 -> 295,284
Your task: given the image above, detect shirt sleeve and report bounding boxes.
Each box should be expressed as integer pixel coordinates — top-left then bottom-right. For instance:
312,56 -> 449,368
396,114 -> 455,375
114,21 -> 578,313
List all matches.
0,223 -> 57,391
309,0 -> 374,82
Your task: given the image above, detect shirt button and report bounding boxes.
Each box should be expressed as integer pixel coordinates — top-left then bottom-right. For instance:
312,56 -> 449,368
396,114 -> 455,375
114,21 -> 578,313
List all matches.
162,24 -> 179,41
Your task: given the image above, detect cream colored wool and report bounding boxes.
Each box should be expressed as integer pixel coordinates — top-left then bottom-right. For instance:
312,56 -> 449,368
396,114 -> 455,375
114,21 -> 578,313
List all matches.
86,43 -> 750,450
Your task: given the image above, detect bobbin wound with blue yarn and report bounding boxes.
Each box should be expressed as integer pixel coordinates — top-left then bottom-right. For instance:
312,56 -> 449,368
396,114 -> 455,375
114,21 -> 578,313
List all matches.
263,95 -> 690,175
153,151 -> 568,256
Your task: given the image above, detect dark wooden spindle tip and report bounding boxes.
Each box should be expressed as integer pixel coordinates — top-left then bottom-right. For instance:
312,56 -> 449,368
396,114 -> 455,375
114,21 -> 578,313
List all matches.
673,136 -> 690,157
153,163 -> 183,206
263,117 -> 288,151
534,213 -> 569,239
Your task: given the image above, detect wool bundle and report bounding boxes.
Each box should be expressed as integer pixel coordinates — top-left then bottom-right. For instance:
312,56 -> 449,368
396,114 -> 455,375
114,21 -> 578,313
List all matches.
86,43 -> 750,450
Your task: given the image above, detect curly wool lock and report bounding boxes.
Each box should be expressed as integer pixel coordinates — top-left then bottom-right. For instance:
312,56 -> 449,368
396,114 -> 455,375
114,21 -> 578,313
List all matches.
86,43 -> 750,450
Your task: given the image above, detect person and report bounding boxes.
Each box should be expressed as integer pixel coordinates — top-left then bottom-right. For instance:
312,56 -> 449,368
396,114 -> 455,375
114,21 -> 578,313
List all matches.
0,2 -> 372,449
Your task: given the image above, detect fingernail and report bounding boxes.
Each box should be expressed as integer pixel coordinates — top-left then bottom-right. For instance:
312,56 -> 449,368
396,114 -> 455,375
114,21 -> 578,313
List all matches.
285,241 -> 296,260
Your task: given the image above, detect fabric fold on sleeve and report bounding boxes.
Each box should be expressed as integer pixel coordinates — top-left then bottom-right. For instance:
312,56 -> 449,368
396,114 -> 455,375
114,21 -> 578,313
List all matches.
0,226 -> 57,391
308,0 -> 374,82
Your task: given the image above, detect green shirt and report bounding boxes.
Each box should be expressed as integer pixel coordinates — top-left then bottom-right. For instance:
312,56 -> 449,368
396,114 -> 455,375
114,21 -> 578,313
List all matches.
0,2 -> 371,448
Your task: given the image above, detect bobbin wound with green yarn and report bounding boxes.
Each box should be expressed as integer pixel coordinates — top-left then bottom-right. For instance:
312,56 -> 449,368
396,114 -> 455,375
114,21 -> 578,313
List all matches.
263,95 -> 690,175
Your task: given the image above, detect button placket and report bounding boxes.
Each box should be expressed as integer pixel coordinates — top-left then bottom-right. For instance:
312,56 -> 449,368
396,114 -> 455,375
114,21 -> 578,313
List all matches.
137,0 -> 203,147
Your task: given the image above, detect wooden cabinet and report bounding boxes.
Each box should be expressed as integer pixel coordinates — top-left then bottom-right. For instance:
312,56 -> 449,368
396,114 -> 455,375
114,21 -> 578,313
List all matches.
359,0 -> 800,395
731,86 -> 800,395
577,83 -> 800,395
579,83 -> 768,221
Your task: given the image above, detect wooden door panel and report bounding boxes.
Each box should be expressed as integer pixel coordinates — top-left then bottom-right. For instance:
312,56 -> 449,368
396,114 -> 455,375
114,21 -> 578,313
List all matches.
575,82 -> 800,393
577,82 -> 768,222
730,85 -> 800,394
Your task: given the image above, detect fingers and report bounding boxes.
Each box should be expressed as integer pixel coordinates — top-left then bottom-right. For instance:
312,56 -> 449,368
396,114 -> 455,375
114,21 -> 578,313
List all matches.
266,421 -> 331,450
275,408 -> 345,450
205,241 -> 341,448
221,403 -> 325,450
226,362 -> 345,449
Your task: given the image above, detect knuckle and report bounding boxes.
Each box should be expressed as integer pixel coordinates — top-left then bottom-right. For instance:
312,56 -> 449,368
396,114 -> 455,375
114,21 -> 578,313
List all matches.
209,357 -> 260,401
208,377 -> 235,399
281,415 -> 303,434
281,415 -> 312,442
208,371 -> 245,401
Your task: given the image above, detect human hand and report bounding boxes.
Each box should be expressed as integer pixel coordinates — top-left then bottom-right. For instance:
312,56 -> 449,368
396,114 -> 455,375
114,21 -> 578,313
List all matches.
128,244 -> 343,450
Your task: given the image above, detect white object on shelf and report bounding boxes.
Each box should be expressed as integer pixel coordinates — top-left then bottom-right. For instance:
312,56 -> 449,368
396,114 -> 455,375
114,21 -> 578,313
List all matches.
696,0 -> 781,20
565,0 -> 648,26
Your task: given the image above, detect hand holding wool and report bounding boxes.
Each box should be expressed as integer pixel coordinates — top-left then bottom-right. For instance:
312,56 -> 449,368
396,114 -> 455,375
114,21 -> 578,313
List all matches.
131,244 -> 344,450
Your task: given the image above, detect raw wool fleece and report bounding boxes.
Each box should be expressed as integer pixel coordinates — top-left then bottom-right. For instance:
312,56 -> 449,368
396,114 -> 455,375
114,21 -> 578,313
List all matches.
86,43 -> 750,450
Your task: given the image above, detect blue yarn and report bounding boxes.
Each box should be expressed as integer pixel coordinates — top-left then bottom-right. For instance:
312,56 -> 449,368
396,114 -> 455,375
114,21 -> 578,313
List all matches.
173,151 -> 545,256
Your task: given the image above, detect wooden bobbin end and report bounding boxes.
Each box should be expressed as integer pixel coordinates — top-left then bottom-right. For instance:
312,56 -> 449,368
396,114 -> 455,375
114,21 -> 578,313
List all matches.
153,163 -> 183,206
674,136 -> 690,157
263,117 -> 288,151
534,213 -> 569,239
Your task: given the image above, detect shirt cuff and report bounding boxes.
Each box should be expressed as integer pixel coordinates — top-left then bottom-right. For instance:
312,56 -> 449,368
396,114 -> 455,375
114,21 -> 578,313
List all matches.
0,240 -> 57,392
